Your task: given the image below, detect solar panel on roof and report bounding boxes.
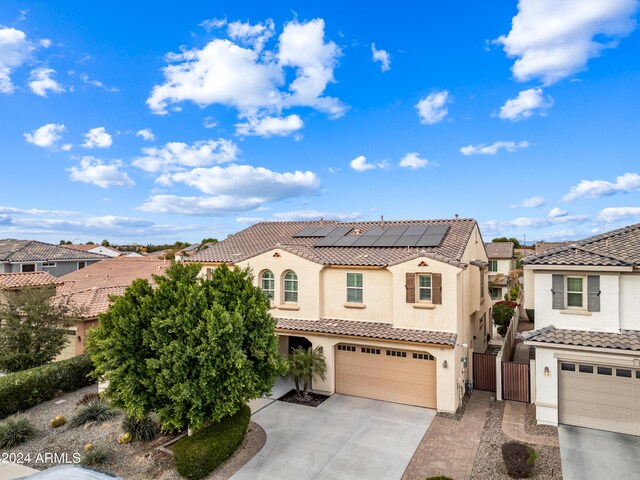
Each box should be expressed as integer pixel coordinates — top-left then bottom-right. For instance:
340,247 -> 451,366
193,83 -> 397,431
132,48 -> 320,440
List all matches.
331,236 -> 359,247
426,224 -> 449,235
351,235 -> 380,247
382,226 -> 408,236
417,234 -> 446,247
292,227 -> 321,237
373,235 -> 402,247
393,235 -> 423,247
325,226 -> 353,237
363,227 -> 387,236
313,226 -> 339,237
404,225 -> 429,236
314,236 -> 341,246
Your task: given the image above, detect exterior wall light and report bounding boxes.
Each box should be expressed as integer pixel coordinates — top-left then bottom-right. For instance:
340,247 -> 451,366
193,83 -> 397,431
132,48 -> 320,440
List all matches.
544,366 -> 550,377
442,360 -> 448,369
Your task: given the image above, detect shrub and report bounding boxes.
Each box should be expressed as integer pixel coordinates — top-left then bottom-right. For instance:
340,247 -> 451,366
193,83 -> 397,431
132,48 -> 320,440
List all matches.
51,415 -> 66,428
501,441 -> 537,478
82,445 -> 109,466
174,404 -> 251,480
0,415 -> 38,448
77,392 -> 100,406
69,398 -> 117,428
0,355 -> 94,420
426,477 -> 453,480
122,414 -> 159,442
525,309 -> 535,323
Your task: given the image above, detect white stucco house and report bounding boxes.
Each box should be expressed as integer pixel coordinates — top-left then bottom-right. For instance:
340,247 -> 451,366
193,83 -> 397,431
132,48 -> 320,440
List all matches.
485,242 -> 517,302
522,223 -> 640,436
186,218 -> 491,413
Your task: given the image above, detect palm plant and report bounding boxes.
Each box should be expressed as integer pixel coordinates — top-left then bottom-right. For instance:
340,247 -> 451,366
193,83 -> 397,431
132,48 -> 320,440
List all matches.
288,346 -> 327,400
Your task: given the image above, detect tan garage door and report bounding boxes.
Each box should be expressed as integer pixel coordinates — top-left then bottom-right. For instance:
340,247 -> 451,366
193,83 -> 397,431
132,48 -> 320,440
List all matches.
335,344 -> 436,408
559,361 -> 640,435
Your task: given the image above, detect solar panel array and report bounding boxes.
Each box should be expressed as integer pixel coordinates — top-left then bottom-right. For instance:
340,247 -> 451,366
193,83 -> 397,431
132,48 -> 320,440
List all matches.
293,224 -> 450,248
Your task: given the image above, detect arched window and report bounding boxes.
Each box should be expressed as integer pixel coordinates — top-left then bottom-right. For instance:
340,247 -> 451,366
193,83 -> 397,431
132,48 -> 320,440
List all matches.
261,270 -> 275,300
284,271 -> 298,303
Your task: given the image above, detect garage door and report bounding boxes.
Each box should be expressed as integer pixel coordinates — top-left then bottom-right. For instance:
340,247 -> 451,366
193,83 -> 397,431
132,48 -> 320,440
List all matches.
559,361 -> 640,435
335,344 -> 436,408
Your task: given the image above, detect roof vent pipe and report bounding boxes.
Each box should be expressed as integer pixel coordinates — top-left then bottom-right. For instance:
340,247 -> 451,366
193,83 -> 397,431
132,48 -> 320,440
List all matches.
455,213 -> 459,219
320,217 -> 324,227
381,215 -> 385,227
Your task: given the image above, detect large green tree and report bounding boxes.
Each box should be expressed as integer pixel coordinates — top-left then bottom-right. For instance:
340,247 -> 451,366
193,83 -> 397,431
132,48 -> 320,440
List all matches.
0,288 -> 79,373
87,262 -> 286,433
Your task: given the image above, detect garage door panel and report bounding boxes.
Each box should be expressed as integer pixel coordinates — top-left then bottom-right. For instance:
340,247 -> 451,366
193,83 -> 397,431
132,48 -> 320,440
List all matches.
559,361 -> 640,436
335,345 -> 436,409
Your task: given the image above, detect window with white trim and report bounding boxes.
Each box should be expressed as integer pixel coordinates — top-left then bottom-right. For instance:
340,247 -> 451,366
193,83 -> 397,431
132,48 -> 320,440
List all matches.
261,270 -> 275,300
566,276 -> 584,308
42,262 -> 56,268
284,271 -> 298,303
488,260 -> 498,272
490,287 -> 501,300
346,273 -> 363,303
418,274 -> 432,302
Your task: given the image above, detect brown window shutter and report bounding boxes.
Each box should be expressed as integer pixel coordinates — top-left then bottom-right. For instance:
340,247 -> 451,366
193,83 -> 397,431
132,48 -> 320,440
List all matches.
432,273 -> 442,304
405,273 -> 415,303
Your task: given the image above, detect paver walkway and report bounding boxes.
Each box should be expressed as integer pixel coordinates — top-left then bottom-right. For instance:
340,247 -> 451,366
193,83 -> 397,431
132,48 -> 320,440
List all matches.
502,401 -> 559,447
402,390 -> 491,480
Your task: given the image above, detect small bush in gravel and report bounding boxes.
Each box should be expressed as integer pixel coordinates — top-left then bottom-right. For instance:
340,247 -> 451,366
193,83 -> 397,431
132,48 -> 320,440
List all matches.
501,441 -> 537,478
51,415 -> 66,428
122,414 -> 159,442
82,445 -> 110,466
174,404 -> 250,480
69,397 -> 117,428
426,476 -> 453,480
77,391 -> 100,406
0,415 -> 38,448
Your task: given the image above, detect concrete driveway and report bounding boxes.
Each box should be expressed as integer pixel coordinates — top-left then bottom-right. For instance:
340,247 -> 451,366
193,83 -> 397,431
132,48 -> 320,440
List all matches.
232,394 -> 435,480
559,425 -> 640,480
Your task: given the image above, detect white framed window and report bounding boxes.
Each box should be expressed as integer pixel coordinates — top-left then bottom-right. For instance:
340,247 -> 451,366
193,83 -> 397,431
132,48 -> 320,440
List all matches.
261,270 -> 275,300
346,273 -> 363,303
284,271 -> 298,303
418,274 -> 432,302
488,260 -> 498,272
566,276 -> 584,308
42,262 -> 57,268
490,287 -> 501,300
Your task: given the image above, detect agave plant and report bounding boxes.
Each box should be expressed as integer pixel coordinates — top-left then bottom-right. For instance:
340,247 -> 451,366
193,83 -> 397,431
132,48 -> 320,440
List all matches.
69,397 -> 117,428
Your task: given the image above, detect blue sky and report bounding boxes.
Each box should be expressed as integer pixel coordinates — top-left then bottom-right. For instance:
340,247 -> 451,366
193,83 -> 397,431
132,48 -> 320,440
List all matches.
1,1 -> 639,245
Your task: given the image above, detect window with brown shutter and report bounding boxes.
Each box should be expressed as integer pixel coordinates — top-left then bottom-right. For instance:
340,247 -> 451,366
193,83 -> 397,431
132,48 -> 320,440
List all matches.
432,273 -> 442,304
405,272 -> 415,303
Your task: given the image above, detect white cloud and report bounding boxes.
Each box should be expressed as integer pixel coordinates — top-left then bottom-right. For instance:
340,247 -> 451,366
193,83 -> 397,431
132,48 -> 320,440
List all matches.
133,139 -> 239,173
236,216 -> 265,224
272,210 -> 361,221
81,127 -> 113,149
548,207 -> 568,218
235,114 -> 303,137
203,116 -> 218,128
68,156 -> 134,188
371,43 -> 391,72
28,67 -> 64,97
147,18 -> 345,134
79,72 -> 118,92
39,38 -> 52,48
61,143 -> 72,151
499,88 -> 553,121
0,27 -> 32,93
460,140 -> 529,156
199,18 -> 227,31
596,207 -> 640,223
398,152 -> 436,169
136,128 -> 155,141
510,195 -> 545,208
24,123 -> 65,148
415,90 -> 450,125
496,0 -> 638,85
349,155 -> 389,172
227,19 -> 275,51
140,164 -> 320,215
496,213 -> 589,230
563,172 -> 640,201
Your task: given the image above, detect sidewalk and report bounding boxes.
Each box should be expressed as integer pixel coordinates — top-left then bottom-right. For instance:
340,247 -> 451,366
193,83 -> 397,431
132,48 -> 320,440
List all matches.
402,391 -> 491,480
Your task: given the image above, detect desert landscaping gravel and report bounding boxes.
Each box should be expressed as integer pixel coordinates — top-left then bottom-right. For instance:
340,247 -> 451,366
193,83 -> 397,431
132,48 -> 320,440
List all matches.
1,385 -> 266,480
524,403 -> 559,437
471,400 -> 562,480
436,392 -> 470,421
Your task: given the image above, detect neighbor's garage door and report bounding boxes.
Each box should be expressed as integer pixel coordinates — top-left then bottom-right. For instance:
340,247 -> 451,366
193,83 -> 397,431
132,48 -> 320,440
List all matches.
335,344 -> 436,408
559,361 -> 640,435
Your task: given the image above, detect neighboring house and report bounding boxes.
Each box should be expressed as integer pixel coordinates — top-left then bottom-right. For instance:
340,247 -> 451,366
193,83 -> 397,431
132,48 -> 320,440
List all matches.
534,241 -> 572,254
186,218 -> 491,413
485,242 -> 517,302
522,223 -> 640,436
65,244 -> 122,257
55,257 -> 169,355
0,239 -> 106,277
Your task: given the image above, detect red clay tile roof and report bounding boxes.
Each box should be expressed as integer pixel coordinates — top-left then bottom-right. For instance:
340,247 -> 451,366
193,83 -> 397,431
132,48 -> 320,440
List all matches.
0,239 -> 107,262
489,274 -> 509,287
276,317 -> 457,346
55,256 -> 170,318
534,241 -> 572,254
485,242 -> 514,259
524,224 -> 640,267
524,326 -> 640,352
186,219 -> 478,267
0,271 -> 61,290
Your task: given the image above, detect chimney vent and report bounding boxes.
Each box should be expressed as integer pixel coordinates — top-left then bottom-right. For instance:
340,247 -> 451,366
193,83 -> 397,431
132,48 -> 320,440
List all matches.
455,213 -> 459,219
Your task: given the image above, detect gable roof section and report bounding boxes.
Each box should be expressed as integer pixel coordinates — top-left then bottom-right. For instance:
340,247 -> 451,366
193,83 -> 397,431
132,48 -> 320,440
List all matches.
534,241 -> 572,254
523,223 -> 640,267
485,242 -> 514,259
56,256 -> 169,318
186,219 -> 478,267
0,239 -> 107,262
0,271 -> 61,290
524,326 -> 640,352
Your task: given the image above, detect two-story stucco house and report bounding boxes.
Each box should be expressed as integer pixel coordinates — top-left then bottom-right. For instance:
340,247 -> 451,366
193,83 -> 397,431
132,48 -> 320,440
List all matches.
522,224 -> 640,436
0,239 -> 106,277
186,218 -> 491,413
485,242 -> 517,302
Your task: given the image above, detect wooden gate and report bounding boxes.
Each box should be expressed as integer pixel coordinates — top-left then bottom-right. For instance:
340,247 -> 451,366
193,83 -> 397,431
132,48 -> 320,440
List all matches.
502,362 -> 530,402
473,352 -> 496,392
